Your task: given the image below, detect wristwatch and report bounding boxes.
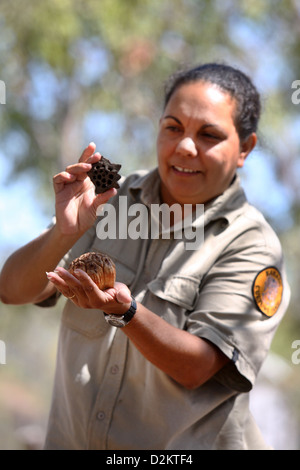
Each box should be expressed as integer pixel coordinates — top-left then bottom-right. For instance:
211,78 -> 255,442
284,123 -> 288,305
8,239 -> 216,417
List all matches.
103,297 -> 137,328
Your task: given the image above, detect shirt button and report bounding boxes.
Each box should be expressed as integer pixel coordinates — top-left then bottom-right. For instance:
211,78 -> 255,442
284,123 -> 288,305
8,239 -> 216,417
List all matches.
110,365 -> 119,374
97,411 -> 105,420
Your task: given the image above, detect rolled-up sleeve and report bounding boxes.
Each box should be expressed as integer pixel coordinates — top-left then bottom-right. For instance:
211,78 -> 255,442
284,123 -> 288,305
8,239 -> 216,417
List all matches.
185,226 -> 290,392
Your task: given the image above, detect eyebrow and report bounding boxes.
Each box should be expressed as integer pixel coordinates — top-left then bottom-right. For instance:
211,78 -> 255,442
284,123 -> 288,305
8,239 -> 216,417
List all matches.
163,115 -> 182,124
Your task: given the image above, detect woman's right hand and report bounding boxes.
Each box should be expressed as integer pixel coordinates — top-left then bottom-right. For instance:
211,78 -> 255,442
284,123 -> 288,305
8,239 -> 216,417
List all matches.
53,142 -> 117,237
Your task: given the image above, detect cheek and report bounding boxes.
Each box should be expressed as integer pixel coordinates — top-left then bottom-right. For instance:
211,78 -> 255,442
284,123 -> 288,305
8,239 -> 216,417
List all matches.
156,135 -> 165,157
156,142 -> 165,168
157,138 -> 173,164
157,143 -> 168,178
204,149 -> 227,171
207,140 -> 240,170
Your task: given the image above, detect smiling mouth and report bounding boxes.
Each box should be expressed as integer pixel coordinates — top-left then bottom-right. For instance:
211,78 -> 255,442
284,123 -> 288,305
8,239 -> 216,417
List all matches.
173,165 -> 201,174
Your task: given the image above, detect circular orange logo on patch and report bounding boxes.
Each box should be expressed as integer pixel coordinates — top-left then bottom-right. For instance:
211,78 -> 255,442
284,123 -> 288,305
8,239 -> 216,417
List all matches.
252,267 -> 283,317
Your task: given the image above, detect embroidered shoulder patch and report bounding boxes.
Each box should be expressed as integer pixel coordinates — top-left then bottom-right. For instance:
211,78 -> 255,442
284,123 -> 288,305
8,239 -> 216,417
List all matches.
252,267 -> 283,317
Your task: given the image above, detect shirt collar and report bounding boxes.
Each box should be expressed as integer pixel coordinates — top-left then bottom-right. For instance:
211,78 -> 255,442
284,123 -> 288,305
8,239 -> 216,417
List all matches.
203,175 -> 248,227
129,168 -> 161,206
128,168 -> 247,227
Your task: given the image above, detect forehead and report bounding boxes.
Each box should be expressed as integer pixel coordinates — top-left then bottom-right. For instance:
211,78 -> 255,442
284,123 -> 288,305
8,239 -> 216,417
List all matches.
164,81 -> 236,124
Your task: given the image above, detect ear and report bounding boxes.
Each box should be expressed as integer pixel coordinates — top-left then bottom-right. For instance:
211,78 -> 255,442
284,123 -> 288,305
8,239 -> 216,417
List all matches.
237,133 -> 257,168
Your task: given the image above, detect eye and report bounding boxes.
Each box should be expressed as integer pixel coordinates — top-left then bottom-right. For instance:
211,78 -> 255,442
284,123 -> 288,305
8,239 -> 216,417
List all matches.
166,125 -> 181,132
201,132 -> 222,141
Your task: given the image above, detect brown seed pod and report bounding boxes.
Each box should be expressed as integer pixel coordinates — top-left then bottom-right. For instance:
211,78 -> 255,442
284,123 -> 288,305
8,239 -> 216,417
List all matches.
68,252 -> 116,290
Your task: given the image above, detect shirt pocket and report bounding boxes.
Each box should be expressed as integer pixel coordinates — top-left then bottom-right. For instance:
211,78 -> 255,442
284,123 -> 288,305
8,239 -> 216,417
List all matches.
147,274 -> 200,311
61,302 -> 109,339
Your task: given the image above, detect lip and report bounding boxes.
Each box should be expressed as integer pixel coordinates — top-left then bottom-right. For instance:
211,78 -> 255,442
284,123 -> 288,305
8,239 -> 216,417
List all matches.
172,165 -> 202,175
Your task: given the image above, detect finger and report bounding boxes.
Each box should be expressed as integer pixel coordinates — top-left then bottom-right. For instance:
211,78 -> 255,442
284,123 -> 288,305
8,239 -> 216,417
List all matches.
65,162 -> 92,175
46,270 -> 78,299
51,268 -> 94,304
79,142 -> 97,163
53,162 -> 95,192
53,171 -> 76,184
71,269 -> 106,299
62,162 -> 93,183
52,171 -> 77,194
86,152 -> 101,165
53,267 -> 84,290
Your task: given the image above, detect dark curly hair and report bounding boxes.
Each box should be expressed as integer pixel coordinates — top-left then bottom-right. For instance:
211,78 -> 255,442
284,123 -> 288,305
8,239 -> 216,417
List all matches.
164,63 -> 261,142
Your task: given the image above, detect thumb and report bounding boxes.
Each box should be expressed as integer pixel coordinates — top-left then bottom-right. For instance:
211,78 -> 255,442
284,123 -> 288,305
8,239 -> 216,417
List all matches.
116,287 -> 132,304
94,187 -> 118,212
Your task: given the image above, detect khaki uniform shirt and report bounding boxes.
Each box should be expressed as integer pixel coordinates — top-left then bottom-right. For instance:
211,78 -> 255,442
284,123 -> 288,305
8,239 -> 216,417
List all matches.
43,169 -> 290,450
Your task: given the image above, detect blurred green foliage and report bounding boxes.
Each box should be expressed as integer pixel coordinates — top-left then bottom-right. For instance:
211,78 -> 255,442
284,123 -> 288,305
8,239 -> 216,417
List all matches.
0,0 -> 300,449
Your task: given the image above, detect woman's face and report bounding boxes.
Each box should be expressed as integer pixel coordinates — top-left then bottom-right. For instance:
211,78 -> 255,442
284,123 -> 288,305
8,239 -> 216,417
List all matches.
157,81 -> 256,206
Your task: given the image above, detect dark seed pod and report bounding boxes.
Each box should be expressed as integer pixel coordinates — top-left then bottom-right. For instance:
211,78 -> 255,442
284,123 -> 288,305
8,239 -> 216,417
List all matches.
87,156 -> 122,193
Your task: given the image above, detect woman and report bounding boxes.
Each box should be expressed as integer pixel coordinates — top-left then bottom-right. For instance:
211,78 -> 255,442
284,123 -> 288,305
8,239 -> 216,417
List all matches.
0,63 -> 290,450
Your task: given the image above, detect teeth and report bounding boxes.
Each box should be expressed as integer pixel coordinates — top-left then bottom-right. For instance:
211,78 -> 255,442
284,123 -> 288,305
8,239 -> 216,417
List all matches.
174,166 -> 199,173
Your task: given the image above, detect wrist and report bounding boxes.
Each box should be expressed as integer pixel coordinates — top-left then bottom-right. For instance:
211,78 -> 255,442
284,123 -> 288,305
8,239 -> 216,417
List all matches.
103,297 -> 137,328
114,300 -> 132,315
51,223 -> 82,247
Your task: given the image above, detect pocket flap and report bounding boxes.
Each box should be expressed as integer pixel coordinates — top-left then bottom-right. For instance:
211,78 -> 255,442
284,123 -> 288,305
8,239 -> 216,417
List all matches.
147,275 -> 200,310
114,261 -> 135,287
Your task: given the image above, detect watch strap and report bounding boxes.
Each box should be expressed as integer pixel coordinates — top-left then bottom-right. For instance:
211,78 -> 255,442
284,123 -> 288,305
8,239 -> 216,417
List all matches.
103,296 -> 137,327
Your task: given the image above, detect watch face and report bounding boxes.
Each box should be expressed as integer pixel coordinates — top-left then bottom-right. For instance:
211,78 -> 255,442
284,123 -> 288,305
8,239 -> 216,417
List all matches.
105,315 -> 126,327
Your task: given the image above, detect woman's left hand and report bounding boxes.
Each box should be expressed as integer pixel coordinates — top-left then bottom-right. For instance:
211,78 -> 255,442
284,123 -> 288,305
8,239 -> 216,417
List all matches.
46,267 -> 132,314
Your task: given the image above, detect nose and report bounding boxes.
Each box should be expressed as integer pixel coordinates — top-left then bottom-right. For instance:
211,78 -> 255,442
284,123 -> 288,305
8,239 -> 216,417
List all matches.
176,137 -> 197,158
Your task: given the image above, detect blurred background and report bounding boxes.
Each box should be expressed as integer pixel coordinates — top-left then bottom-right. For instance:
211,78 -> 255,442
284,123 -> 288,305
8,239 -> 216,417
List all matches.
0,0 -> 300,450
